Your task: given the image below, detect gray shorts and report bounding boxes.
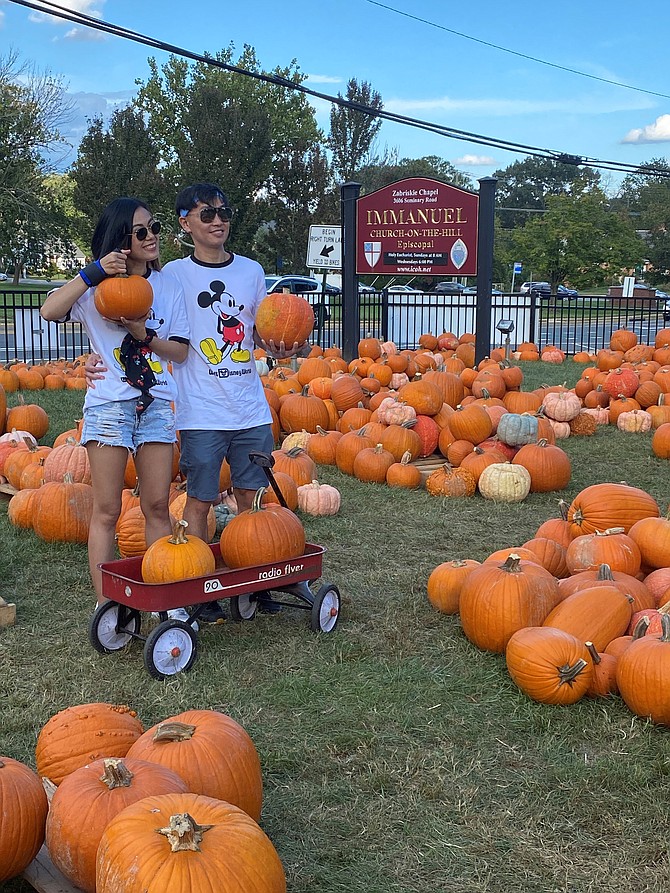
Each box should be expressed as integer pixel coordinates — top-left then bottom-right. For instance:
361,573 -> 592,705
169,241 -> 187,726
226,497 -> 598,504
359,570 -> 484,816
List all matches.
81,398 -> 176,452
179,425 -> 275,502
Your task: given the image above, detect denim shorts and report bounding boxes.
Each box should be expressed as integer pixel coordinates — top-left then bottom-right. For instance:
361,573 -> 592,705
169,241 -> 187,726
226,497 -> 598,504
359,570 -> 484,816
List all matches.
179,425 -> 274,501
81,398 -> 177,452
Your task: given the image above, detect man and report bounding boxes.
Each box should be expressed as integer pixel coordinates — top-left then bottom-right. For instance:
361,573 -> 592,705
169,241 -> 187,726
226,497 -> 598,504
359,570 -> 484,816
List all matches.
162,182 -> 303,622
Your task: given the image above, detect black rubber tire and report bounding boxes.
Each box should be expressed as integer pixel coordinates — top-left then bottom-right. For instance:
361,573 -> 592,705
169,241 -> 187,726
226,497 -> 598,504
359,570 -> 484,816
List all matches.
143,620 -> 198,679
89,602 -> 141,654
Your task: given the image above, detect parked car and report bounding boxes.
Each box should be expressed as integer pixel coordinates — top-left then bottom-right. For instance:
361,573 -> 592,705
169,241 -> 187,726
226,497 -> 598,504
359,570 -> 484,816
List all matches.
358,283 -> 376,293
519,281 -> 551,296
462,286 -> 503,295
434,281 -> 465,294
556,285 -> 579,299
386,284 -> 424,293
264,275 -> 339,296
0,272 -> 8,282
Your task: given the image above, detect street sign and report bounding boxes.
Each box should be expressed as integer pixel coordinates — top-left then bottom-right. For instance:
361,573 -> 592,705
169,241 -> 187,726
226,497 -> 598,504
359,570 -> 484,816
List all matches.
307,225 -> 342,269
513,262 -> 522,274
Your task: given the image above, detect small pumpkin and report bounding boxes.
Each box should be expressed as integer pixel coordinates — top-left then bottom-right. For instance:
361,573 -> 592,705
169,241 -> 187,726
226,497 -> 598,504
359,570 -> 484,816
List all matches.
506,627 -> 593,705
297,480 -> 341,516
0,756 -> 49,883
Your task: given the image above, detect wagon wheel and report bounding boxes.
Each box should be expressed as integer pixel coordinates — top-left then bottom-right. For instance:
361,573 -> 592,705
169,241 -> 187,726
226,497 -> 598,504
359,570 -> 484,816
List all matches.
143,620 -> 198,679
230,594 -> 258,622
89,601 -> 141,654
310,583 -> 340,633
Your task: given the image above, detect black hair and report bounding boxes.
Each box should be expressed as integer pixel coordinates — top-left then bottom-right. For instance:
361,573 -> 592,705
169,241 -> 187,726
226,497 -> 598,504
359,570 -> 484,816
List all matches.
91,197 -> 161,272
175,183 -> 229,216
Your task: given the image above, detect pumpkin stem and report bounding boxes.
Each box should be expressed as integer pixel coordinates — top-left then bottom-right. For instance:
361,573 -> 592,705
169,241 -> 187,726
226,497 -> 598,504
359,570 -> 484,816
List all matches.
585,642 -> 601,665
632,616 -> 650,639
662,613 -> 670,642
596,564 -> 614,581
156,813 -> 213,852
501,554 -> 523,574
168,519 -> 189,545
152,721 -> 197,743
557,659 -> 589,685
100,758 -> 134,789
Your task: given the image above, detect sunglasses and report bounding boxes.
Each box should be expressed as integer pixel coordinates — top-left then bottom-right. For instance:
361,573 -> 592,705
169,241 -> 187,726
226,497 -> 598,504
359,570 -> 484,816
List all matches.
194,206 -> 234,223
130,221 -> 162,241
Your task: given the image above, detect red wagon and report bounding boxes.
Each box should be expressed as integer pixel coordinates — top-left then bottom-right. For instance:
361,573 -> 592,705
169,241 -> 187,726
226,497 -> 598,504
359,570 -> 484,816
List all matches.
89,542 -> 339,679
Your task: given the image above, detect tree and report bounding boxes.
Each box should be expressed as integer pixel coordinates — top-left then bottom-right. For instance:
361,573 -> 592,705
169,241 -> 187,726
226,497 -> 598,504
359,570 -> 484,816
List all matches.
616,158 -> 670,285
70,106 -> 166,238
510,190 -> 645,290
328,79 -> 383,183
134,46 -> 324,258
493,157 -> 601,229
253,141 -> 332,274
356,154 -> 473,194
0,51 -> 75,281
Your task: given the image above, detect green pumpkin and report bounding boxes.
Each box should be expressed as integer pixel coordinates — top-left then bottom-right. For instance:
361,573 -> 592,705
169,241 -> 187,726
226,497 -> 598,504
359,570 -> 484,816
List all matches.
497,412 -> 539,447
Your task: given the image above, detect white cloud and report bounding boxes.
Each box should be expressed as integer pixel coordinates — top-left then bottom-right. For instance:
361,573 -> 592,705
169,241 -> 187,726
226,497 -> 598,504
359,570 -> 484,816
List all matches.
29,0 -> 104,25
0,9 -> 5,28
454,154 -> 495,166
622,115 -> 670,144
59,25 -> 105,41
306,74 -> 343,85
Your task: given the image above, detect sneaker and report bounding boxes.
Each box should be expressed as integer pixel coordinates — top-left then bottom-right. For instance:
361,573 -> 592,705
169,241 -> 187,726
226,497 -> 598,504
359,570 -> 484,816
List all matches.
151,608 -> 199,632
197,600 -> 227,624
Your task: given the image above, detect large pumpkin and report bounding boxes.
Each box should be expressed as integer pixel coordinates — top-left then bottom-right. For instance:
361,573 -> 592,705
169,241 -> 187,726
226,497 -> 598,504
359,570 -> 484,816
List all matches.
0,756 -> 49,883
125,709 -> 263,821
35,703 -> 144,786
94,274 -> 154,322
220,487 -> 305,569
542,583 -> 633,652
255,290 -> 314,347
566,483 -> 660,536
32,473 -> 93,543
142,520 -> 216,584
616,614 -> 670,725
459,554 -> 559,652
46,757 -> 188,893
96,793 -> 286,893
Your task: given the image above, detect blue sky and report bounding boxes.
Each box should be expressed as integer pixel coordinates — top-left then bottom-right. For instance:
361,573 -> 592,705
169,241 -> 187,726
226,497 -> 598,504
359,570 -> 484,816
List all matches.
2,0 -> 669,189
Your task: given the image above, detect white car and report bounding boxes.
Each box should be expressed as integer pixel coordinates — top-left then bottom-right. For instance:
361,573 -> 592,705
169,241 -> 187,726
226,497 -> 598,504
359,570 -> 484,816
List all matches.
386,284 -> 424,293
0,272 -> 8,281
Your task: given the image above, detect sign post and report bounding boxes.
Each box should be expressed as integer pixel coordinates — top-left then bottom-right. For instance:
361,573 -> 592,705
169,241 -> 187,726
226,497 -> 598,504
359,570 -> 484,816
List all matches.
306,225 -> 342,270
511,261 -> 522,294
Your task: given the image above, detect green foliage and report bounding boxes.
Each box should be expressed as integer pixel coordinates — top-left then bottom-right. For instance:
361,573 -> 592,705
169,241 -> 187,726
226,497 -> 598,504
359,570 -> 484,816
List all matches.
70,106 -> 167,238
493,156 -> 602,229
328,78 -> 384,183
0,52 -> 76,281
510,189 -> 646,289
616,158 -> 670,285
357,154 -> 473,194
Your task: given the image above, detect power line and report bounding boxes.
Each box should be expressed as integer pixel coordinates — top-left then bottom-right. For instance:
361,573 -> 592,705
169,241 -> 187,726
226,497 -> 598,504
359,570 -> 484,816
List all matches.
6,0 -> 670,179
365,0 -> 670,102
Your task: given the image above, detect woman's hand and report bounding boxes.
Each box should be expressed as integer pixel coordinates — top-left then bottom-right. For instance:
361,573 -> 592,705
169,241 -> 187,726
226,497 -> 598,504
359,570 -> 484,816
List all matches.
120,312 -> 151,342
99,249 -> 130,276
83,352 -> 107,389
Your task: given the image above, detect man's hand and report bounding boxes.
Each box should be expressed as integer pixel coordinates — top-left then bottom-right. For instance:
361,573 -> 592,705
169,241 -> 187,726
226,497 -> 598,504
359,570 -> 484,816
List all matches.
83,352 -> 107,389
260,338 -> 311,359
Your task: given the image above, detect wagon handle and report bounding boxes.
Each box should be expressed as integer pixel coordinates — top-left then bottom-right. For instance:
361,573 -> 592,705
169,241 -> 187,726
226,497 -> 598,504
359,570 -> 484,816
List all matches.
248,451 -> 289,509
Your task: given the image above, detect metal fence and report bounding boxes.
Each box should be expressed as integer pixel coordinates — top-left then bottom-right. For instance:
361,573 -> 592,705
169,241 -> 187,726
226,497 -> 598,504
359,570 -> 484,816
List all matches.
2,289 -> 667,364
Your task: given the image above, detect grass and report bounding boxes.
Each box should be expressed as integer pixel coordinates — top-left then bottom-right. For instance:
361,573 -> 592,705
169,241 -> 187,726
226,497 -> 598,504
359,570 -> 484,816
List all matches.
2,364 -> 670,892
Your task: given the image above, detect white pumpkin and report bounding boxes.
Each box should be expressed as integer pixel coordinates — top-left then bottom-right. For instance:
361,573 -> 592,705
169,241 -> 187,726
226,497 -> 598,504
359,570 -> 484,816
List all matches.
478,463 -> 531,503
297,480 -> 341,516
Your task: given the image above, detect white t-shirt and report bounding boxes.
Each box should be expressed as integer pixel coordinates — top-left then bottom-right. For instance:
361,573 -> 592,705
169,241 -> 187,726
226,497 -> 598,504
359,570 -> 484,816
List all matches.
162,254 -> 272,432
66,270 -> 189,409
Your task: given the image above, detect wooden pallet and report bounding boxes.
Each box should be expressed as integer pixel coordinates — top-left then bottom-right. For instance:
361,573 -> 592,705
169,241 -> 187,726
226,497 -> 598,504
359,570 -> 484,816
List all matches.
0,482 -> 17,500
410,454 -> 445,483
21,780 -> 83,893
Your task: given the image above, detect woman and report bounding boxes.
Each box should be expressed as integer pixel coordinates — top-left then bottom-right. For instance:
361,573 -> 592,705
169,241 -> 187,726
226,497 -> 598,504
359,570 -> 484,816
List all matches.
41,198 -> 190,616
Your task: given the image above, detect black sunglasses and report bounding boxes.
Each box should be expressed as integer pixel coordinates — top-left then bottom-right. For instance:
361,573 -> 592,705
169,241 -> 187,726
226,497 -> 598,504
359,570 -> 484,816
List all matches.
130,220 -> 162,241
196,206 -> 234,223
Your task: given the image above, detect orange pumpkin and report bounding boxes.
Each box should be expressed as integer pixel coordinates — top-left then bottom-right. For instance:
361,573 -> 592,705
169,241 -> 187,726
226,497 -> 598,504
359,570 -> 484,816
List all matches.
219,487 -> 305,570
255,290 -> 314,347
0,756 -> 49,883
94,274 -> 154,322
141,520 -> 216,584
96,793 -> 286,893
126,709 -> 263,821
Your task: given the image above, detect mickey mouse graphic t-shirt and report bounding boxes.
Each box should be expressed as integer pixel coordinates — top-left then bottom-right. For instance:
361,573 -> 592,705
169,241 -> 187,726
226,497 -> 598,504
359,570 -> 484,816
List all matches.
162,254 -> 272,432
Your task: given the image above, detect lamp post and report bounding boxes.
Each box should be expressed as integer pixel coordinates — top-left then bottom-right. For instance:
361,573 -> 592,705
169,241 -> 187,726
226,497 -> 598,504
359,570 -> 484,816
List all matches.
496,319 -> 515,363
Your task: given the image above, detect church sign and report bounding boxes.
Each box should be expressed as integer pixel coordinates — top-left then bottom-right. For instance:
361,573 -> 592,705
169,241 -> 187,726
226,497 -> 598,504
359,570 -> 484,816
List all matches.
356,177 -> 479,277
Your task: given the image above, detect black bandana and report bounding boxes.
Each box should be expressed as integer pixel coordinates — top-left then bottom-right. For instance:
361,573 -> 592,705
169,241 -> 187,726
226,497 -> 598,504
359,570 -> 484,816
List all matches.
119,333 -> 157,416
